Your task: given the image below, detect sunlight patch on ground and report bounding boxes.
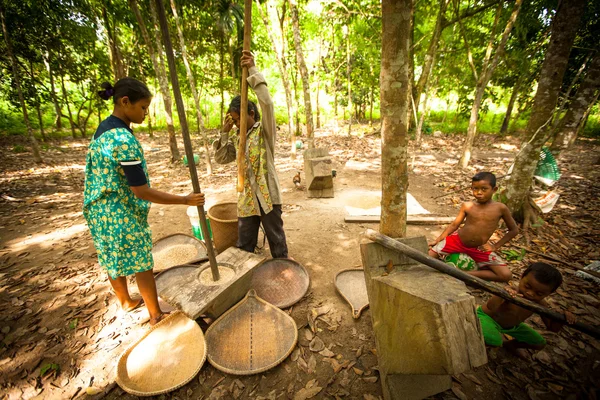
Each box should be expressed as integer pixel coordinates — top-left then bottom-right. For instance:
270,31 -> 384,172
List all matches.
344,159 -> 380,172
493,143 -> 518,151
340,189 -> 430,216
6,223 -> 88,252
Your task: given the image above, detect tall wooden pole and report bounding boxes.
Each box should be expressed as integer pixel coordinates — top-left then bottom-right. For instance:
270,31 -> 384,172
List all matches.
365,229 -> 600,340
237,0 -> 253,192
153,0 -> 219,280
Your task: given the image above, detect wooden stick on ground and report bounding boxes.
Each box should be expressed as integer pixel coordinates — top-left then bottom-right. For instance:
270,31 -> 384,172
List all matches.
364,229 -> 600,340
511,244 -> 600,280
237,0 -> 252,193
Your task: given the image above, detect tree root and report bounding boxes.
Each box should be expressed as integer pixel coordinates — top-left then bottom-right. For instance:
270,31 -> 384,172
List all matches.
521,194 -> 543,246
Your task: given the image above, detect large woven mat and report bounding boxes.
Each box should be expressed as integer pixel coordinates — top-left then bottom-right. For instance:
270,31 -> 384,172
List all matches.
205,290 -> 298,375
335,268 -> 369,319
116,311 -> 206,396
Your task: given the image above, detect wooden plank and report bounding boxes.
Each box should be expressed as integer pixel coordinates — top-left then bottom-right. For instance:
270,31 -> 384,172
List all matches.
156,247 -> 266,319
345,215 -> 455,224
365,229 -> 600,340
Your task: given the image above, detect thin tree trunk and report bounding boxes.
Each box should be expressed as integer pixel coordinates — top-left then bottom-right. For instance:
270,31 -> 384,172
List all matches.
369,77 -> 374,126
458,0 -> 523,168
220,36 -> 225,126
316,29 -> 322,129
504,0 -> 586,219
102,2 -> 126,80
380,0 -> 412,238
170,0 -> 212,174
44,54 -> 62,130
500,78 -> 522,134
414,0 -> 449,112
416,86 -> 437,147
1,5 -> 42,162
60,76 -> 77,138
572,93 -> 598,145
550,53 -> 600,153
28,60 -> 47,141
346,26 -> 352,136
129,0 -> 180,161
289,0 -> 314,148
257,0 -> 297,159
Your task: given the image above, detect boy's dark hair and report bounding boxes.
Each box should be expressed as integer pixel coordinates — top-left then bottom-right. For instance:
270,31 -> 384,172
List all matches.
472,171 -> 496,187
228,95 -> 261,121
98,77 -> 152,104
522,262 -> 563,292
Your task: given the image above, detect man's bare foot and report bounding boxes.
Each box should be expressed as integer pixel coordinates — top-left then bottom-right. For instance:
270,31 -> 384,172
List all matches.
149,312 -> 171,326
123,298 -> 144,313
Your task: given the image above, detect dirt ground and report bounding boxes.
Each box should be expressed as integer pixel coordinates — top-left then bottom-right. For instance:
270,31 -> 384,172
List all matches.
0,124 -> 599,400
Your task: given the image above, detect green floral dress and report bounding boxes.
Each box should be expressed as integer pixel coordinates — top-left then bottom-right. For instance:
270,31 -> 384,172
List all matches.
83,126 -> 153,279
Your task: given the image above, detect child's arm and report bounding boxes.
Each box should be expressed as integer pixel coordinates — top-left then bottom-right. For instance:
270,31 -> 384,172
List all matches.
130,185 -> 205,206
540,299 -> 577,332
481,204 -> 519,251
428,203 -> 467,246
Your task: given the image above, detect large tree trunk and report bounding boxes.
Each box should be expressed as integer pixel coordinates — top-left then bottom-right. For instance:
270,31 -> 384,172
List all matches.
1,5 -> 42,162
500,77 -> 522,134
504,0 -> 586,219
415,0 -> 449,113
289,0 -> 314,148
44,54 -> 62,130
102,2 -> 126,80
380,0 -> 412,238
170,0 -> 212,174
550,52 -> 600,153
257,0 -> 297,159
458,0 -> 523,168
129,0 -> 180,162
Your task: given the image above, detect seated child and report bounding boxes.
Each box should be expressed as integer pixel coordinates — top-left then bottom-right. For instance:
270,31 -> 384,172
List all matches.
429,172 -> 519,282
478,262 -> 576,357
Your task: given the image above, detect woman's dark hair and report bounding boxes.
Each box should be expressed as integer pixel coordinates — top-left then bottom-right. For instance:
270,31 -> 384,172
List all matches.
228,95 -> 260,121
98,77 -> 152,104
522,262 -> 563,292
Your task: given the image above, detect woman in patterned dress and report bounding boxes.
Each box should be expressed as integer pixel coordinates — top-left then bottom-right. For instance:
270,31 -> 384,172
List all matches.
83,78 -> 204,325
214,51 -> 288,258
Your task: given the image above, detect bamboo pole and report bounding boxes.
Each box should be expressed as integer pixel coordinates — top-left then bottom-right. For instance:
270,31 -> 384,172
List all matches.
364,229 -> 600,340
237,0 -> 253,193
154,0 -> 219,281
511,244 -> 600,280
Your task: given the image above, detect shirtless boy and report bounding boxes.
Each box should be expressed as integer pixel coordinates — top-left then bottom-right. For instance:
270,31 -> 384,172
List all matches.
429,172 -> 519,282
478,262 -> 576,357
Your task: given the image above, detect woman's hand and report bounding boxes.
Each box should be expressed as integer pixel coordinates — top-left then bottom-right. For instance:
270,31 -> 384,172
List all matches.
184,192 -> 205,206
241,50 -> 255,69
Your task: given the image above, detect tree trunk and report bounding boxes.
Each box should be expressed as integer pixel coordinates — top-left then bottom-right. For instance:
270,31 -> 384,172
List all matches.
1,5 -> 42,162
289,0 -> 314,148
458,0 -> 523,168
257,0 -> 297,159
415,86 -> 437,147
316,29 -> 322,129
102,2 -> 126,80
129,0 -> 180,162
220,36 -> 225,127
170,0 -> 212,174
550,52 -> 600,153
573,93 -> 598,144
504,0 -> 586,218
44,54 -> 62,130
60,76 -> 77,138
380,0 -> 412,238
346,26 -> 352,136
414,0 -> 449,112
500,78 -> 521,134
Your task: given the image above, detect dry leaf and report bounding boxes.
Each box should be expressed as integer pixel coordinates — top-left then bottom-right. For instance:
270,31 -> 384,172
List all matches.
451,385 -> 468,400
309,337 -> 325,352
319,348 -> 335,358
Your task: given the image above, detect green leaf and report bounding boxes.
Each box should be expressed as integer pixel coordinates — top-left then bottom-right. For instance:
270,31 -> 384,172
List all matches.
40,362 -> 60,377
68,318 -> 78,330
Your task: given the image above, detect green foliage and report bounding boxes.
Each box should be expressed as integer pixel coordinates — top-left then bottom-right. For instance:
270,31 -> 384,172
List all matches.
39,362 -> 60,377
501,249 -> 526,261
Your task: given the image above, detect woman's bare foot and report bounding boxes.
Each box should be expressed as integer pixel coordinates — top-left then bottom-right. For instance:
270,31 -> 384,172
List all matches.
149,312 -> 171,326
123,298 -> 144,313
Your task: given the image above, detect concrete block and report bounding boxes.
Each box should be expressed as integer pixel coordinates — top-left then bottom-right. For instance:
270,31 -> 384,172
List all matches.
303,148 -> 334,198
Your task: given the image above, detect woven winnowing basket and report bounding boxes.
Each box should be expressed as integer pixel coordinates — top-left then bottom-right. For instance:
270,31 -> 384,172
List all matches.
205,290 -> 298,375
534,147 -> 561,183
207,202 -> 238,253
334,268 -> 369,319
116,311 -> 207,397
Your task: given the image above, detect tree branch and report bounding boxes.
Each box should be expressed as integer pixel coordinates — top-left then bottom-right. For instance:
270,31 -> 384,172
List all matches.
442,0 -> 503,29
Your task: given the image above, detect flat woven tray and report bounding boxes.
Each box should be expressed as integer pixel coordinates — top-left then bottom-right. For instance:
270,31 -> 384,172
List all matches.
116,311 -> 206,397
334,268 -> 369,319
205,290 -> 298,375
152,233 -> 208,272
250,259 -> 310,308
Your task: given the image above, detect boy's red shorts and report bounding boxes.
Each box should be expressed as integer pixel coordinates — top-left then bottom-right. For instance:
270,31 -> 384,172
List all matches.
431,232 -> 506,268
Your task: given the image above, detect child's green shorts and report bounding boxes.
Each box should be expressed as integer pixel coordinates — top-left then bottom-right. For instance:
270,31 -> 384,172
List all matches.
477,306 -> 546,347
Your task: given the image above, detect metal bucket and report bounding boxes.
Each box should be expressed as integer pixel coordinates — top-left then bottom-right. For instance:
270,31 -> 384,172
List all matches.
207,202 -> 238,254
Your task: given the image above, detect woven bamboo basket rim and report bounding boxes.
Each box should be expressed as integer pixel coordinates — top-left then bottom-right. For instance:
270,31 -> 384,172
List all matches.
207,201 -> 238,223
334,268 -> 369,319
115,311 -> 207,397
205,289 -> 298,375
